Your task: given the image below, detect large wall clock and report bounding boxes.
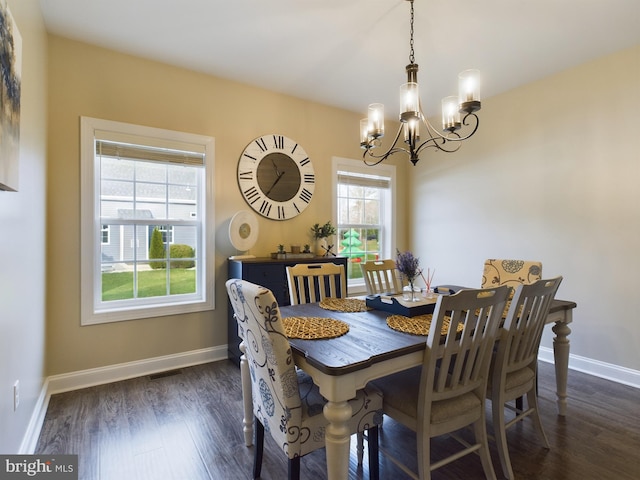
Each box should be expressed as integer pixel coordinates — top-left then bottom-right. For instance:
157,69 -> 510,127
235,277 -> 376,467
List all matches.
237,134 -> 315,220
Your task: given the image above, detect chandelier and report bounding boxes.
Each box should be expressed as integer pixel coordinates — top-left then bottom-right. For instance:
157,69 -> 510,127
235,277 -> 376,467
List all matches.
360,0 -> 481,166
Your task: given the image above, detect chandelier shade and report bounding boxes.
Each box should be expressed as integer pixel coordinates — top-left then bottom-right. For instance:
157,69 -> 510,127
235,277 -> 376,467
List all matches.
360,0 -> 482,166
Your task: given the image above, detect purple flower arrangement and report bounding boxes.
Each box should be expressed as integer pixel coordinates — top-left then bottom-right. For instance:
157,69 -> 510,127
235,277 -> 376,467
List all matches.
395,249 -> 422,283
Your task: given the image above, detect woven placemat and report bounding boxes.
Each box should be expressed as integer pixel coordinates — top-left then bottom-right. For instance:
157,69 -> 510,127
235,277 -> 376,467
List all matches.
319,298 -> 371,312
386,314 -> 462,336
283,316 -> 349,339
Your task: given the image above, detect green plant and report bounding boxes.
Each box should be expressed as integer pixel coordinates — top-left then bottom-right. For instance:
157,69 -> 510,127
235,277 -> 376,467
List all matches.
149,228 -> 166,269
277,244 -> 285,253
310,221 -> 337,239
169,244 -> 195,269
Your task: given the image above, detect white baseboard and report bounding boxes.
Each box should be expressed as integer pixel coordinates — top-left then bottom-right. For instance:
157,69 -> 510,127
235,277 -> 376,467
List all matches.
20,345 -> 229,453
19,378 -> 51,454
539,346 -> 640,389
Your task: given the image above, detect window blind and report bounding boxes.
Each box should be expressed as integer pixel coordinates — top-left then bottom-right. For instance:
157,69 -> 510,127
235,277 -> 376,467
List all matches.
95,129 -> 205,166
337,172 -> 390,189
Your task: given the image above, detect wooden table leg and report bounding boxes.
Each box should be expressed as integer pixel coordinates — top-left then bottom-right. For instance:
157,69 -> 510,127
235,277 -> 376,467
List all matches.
323,400 -> 353,480
552,319 -> 571,416
239,340 -> 254,446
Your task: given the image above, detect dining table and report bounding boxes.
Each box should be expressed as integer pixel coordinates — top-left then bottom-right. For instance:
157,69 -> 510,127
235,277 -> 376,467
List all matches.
236,295 -> 576,480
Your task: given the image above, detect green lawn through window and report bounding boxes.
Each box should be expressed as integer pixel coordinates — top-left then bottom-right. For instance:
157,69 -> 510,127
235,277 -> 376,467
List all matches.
102,269 -> 196,301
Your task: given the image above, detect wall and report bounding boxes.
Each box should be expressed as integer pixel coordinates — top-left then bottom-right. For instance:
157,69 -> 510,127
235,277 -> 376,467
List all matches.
0,0 -> 47,453
46,36 -> 408,376
410,46 -> 640,377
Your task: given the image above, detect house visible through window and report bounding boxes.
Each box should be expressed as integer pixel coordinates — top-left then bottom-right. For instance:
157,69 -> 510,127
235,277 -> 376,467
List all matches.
333,157 -> 396,292
101,224 -> 110,245
81,117 -> 215,325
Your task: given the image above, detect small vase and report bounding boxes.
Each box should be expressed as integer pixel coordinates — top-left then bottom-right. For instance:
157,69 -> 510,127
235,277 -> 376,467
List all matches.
403,282 -> 420,302
315,238 -> 327,256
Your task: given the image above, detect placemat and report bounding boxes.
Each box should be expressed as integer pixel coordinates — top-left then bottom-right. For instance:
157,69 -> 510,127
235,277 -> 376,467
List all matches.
283,316 -> 350,339
386,313 -> 462,336
319,298 -> 371,312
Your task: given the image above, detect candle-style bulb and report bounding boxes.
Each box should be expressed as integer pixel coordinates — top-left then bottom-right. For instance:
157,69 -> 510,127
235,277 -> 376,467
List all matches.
368,103 -> 385,139
458,69 -> 481,113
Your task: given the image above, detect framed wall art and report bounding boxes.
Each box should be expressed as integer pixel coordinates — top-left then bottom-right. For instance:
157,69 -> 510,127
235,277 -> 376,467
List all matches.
0,0 -> 21,192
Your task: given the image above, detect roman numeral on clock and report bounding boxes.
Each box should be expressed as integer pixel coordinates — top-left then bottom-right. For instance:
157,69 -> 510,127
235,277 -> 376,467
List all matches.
243,186 -> 261,204
255,137 -> 267,152
238,171 -> 253,181
277,205 -> 286,219
259,200 -> 272,216
273,135 -> 284,150
299,157 -> 310,167
303,174 -> 315,184
299,188 -> 312,203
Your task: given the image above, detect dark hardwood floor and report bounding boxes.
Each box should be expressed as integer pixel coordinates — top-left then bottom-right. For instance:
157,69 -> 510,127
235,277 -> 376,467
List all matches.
36,360 -> 640,479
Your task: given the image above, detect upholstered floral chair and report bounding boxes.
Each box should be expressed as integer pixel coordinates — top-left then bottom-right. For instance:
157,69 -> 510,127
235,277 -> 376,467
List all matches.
481,259 -> 542,297
226,279 -> 383,480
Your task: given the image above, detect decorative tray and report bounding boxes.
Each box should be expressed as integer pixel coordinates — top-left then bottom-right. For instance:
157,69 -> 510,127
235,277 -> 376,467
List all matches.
365,294 -> 437,317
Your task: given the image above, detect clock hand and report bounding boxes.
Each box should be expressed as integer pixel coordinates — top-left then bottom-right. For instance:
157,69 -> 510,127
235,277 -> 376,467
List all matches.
272,158 -> 280,177
265,171 -> 285,196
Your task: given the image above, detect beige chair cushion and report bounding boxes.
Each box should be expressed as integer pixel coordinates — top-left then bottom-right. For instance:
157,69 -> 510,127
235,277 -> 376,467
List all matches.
487,363 -> 535,400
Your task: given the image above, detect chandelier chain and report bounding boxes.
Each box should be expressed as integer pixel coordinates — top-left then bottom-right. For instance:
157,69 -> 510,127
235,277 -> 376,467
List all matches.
409,0 -> 415,64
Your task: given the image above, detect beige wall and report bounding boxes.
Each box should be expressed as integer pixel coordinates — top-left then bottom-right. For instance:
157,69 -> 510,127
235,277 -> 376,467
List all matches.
46,35 -> 408,376
410,45 -> 640,373
0,0 -> 47,453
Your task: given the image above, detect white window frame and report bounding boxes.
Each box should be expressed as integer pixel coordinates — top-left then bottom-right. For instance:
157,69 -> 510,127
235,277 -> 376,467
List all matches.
332,156 -> 396,294
80,117 -> 215,325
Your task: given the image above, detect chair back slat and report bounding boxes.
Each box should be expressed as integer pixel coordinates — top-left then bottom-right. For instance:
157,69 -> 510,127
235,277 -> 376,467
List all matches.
502,277 -> 563,373
424,286 -> 510,403
286,263 -> 346,304
362,259 -> 403,295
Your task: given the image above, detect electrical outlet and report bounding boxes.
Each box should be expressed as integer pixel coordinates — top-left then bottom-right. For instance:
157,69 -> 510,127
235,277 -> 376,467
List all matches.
13,380 -> 19,411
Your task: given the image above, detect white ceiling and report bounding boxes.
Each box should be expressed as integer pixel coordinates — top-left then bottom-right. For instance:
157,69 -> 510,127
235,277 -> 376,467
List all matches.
39,0 -> 640,118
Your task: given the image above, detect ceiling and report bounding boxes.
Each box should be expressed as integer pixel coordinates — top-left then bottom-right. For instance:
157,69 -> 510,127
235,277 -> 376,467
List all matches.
39,0 -> 640,118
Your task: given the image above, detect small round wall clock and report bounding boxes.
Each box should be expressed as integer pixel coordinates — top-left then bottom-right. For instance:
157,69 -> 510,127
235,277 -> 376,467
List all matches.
237,134 -> 315,220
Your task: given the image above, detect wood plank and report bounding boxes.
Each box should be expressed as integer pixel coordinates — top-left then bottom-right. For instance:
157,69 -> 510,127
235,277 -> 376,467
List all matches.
36,360 -> 640,479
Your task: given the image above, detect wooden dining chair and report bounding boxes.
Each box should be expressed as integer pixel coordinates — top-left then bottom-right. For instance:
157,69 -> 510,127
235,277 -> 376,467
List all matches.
287,262 -> 365,465
487,276 -> 563,480
226,279 -> 382,480
481,258 -> 543,412
362,259 -> 403,295
286,262 -> 346,304
372,286 -> 510,480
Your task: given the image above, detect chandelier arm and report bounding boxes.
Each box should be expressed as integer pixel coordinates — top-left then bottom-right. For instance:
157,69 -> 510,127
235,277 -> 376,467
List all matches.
419,110 -> 480,143
415,135 -> 462,155
409,111 -> 461,154
363,123 -> 407,160
363,145 -> 412,165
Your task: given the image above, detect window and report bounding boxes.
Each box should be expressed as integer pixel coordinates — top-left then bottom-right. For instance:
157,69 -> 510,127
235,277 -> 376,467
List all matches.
81,117 -> 215,325
101,224 -> 110,245
152,225 -> 175,245
333,157 -> 396,292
